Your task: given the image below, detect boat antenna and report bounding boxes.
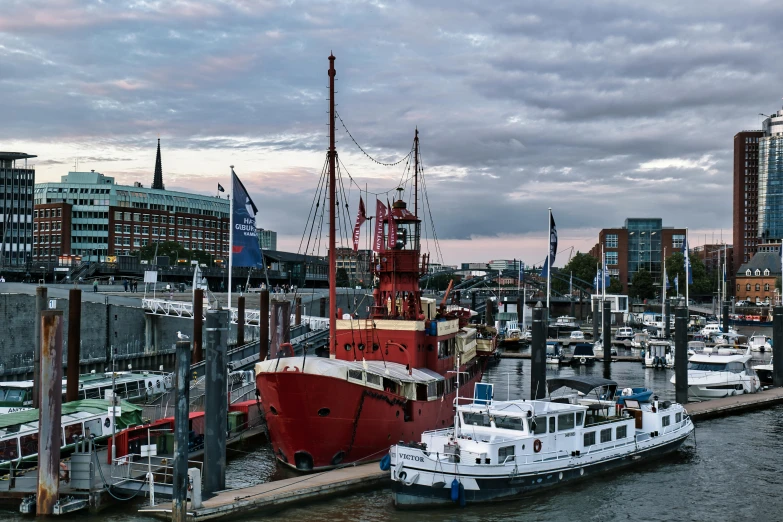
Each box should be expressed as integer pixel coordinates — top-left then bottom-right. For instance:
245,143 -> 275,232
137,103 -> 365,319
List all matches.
328,53 -> 337,356
414,127 -> 419,217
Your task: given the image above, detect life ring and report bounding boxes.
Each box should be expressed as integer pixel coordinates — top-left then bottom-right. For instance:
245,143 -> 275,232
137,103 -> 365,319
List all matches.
533,439 -> 542,453
579,357 -> 586,365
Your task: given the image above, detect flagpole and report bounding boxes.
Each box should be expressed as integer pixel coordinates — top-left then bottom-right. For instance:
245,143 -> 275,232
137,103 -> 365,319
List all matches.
685,228 -> 689,309
601,244 -> 605,303
663,247 -> 667,300
546,208 -> 551,313
522,263 -> 526,330
228,170 -> 234,311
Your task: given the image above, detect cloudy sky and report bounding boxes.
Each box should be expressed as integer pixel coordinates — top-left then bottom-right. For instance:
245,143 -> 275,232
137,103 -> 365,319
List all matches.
2,0 -> 780,265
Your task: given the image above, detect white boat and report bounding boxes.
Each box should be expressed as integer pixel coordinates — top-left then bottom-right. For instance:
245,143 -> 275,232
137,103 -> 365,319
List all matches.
748,335 -> 772,353
671,350 -> 761,400
687,341 -> 706,356
546,342 -> 564,365
754,356 -> 773,386
615,327 -> 634,342
630,331 -> 650,350
552,316 -> 580,332
389,379 -> 693,507
644,341 -> 673,369
570,330 -> 585,341
0,370 -> 173,414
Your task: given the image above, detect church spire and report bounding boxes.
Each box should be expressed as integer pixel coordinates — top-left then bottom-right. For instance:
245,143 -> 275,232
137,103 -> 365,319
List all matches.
152,138 -> 165,190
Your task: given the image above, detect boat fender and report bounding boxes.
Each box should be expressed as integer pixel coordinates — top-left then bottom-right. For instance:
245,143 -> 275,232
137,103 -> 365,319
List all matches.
533,439 -> 542,453
451,478 -> 460,502
579,357 -> 586,364
458,482 -> 466,507
379,454 -> 391,471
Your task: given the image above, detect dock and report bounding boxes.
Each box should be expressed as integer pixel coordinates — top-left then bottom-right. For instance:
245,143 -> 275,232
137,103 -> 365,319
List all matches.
500,352 -> 643,363
685,387 -> 783,420
139,461 -> 387,521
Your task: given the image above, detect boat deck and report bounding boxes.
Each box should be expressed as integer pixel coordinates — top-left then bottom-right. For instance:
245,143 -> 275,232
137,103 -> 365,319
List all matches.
139,462 -> 388,521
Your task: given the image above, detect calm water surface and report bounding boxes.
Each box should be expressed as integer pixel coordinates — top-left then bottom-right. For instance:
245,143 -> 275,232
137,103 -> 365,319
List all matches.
3,343 -> 781,522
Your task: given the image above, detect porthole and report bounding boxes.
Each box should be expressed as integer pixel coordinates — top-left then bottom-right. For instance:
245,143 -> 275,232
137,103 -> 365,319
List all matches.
317,408 -> 330,417
344,343 -> 352,351
358,343 -> 365,351
396,410 -> 400,417
270,406 -> 278,415
372,343 -> 380,352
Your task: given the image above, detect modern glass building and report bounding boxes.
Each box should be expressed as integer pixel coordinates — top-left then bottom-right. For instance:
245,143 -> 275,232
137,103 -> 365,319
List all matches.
0,152 -> 36,267
758,109 -> 783,242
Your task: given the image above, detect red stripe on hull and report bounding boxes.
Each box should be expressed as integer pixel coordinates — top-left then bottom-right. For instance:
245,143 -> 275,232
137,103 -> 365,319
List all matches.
256,369 -> 483,471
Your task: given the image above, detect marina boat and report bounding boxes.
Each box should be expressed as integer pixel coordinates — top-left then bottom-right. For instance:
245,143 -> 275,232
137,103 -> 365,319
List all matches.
630,331 -> 650,350
687,341 -> 706,356
551,316 -> 580,332
754,357 -> 773,386
615,327 -> 634,342
671,350 -> 761,399
748,335 -> 772,353
475,325 -> 499,364
0,370 -> 172,414
613,387 -> 654,405
592,337 -> 617,357
255,57 -> 485,472
569,330 -> 585,341
570,343 -> 596,366
644,341 -> 673,369
389,379 -> 693,507
546,341 -> 565,365
0,399 -> 142,467
501,323 -> 522,349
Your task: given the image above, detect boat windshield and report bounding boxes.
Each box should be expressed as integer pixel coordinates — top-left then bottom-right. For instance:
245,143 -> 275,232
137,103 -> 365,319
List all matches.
494,416 -> 525,431
462,412 -> 492,427
688,362 -> 727,372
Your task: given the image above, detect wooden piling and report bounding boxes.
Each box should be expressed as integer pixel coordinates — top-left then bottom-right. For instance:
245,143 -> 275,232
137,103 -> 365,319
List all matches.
37,311 -> 63,515
66,289 -> 81,402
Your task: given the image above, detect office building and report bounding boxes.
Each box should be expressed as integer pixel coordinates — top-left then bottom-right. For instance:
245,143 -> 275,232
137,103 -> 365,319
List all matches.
759,108 -> 783,245
733,130 -> 763,271
257,229 -> 277,251
0,152 -> 36,267
33,141 -> 229,262
589,218 -> 686,294
335,247 -> 372,286
487,259 -> 522,272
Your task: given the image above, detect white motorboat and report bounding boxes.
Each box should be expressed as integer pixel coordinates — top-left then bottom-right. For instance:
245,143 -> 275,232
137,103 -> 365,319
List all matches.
570,330 -> 585,341
615,327 -> 634,342
644,341 -> 673,369
389,379 -> 693,507
630,331 -> 650,350
546,342 -> 564,365
748,335 -> 772,353
671,350 -> 761,400
552,316 -> 580,332
754,356 -> 773,386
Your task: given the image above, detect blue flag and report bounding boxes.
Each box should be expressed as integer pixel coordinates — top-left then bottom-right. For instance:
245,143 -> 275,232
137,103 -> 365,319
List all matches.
540,257 -> 549,278
682,237 -> 693,285
231,169 -> 264,268
540,212 -> 557,277
602,255 -> 610,289
674,274 -> 679,293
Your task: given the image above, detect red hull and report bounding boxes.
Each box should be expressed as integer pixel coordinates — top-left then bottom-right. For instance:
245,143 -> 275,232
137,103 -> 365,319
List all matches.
256,367 -> 483,471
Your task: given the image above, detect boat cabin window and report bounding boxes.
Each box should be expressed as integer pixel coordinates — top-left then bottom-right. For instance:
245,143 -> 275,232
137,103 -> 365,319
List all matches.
426,381 -> 444,398
366,373 -> 381,386
576,412 -> 584,427
662,415 -> 670,427
600,428 -> 612,443
675,412 -> 682,423
416,384 -> 428,401
4,390 -> 26,403
85,387 -> 101,400
0,438 -> 19,461
438,338 -> 455,359
548,417 -> 555,433
584,431 -> 596,446
348,369 -> 363,382
688,362 -> 727,372
383,378 -> 398,394
727,362 -> 745,374
20,433 -> 38,457
616,425 -> 627,439
494,416 -> 525,431
84,418 -> 103,438
64,423 -> 83,443
531,417 -> 547,435
498,445 -> 515,462
463,412 -> 492,427
558,413 -> 575,431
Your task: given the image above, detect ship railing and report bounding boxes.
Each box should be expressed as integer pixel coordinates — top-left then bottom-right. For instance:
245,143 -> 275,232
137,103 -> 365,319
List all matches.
111,453 -> 204,490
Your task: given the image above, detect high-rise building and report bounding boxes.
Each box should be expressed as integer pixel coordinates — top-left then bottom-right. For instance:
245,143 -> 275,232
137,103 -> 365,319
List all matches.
257,229 -> 277,251
487,259 -> 522,272
759,108 -> 783,244
0,152 -> 36,267
733,130 -> 763,271
589,218 -> 686,294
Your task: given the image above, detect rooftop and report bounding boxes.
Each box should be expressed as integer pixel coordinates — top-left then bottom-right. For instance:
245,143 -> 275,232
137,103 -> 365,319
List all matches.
0,152 -> 37,161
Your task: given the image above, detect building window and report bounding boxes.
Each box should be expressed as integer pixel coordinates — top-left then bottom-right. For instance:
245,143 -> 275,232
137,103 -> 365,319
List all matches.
737,284 -> 740,292
755,269 -> 761,276
765,283 -> 770,291
764,269 -> 770,276
746,284 -> 751,291
606,252 -> 618,265
605,234 -> 618,248
756,284 -> 761,291
746,269 -> 751,276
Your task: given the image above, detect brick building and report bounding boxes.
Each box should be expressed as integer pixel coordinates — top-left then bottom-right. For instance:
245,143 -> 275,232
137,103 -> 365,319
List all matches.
693,243 -> 733,277
589,218 -> 686,294
735,251 -> 780,305
733,130 -> 763,272
32,202 -> 72,263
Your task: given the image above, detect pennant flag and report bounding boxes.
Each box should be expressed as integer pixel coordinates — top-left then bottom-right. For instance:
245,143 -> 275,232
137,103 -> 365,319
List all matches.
540,257 -> 549,278
373,200 -> 387,252
352,197 -> 367,252
602,255 -> 610,288
218,183 -> 225,193
540,212 -> 557,277
683,237 -> 693,285
675,274 -> 679,294
230,169 -> 264,268
387,199 -> 397,250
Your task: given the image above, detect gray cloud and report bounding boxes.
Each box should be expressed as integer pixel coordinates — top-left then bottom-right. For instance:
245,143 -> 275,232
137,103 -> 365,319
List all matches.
2,0 -> 779,255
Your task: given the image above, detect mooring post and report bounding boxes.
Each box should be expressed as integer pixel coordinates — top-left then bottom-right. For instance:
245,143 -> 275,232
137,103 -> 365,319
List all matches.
319,296 -> 326,318
774,306 -> 783,387
664,299 -> 671,341
602,299 -> 612,378
237,296 -> 246,346
204,309 -> 229,495
192,289 -> 204,364
530,303 -> 546,400
172,339 -> 190,522
592,298 -> 599,344
675,306 -> 689,404
259,290 -> 270,361
485,299 -> 493,327
66,289 -> 81,402
295,296 -> 302,326
270,300 -> 292,357
33,286 -> 48,409
722,301 -> 730,336
37,310 -> 63,515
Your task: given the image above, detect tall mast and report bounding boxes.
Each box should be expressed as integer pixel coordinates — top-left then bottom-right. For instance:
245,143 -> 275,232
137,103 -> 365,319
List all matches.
414,128 -> 419,218
328,54 -> 337,357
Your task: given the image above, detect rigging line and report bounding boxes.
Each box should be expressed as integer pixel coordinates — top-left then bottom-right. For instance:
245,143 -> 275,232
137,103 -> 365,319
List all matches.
336,163 -> 357,301
338,156 -> 417,198
297,154 -> 330,256
312,167 -> 329,259
335,110 -> 414,166
418,142 -> 444,265
302,166 -> 328,262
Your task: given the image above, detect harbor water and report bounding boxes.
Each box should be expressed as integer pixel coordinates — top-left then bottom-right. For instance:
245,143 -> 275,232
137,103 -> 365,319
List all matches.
2,345 -> 781,521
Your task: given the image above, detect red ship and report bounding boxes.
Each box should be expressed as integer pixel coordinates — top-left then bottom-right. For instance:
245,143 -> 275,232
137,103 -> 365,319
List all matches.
255,54 -> 493,471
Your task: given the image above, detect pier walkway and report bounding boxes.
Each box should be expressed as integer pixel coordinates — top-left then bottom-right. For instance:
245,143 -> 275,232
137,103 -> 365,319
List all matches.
139,461 -> 387,521
685,387 -> 783,420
